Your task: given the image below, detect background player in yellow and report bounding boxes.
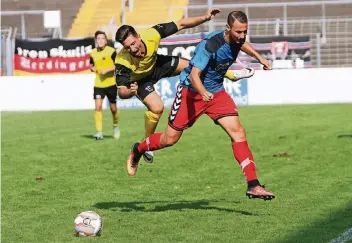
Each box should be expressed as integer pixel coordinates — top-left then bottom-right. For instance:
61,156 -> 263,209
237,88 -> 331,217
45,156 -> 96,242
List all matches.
114,8 -> 254,162
90,31 -> 120,140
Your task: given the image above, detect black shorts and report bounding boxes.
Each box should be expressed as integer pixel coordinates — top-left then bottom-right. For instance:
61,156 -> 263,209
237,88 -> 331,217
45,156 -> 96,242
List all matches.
93,85 -> 117,104
117,54 -> 180,101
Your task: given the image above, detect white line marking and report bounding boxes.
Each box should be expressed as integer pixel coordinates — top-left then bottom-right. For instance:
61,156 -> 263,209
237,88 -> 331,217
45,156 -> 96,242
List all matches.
329,227 -> 352,243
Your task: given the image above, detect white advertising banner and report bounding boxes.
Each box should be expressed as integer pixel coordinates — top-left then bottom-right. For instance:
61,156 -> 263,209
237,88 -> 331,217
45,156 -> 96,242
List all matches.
248,68 -> 352,105
0,68 -> 351,111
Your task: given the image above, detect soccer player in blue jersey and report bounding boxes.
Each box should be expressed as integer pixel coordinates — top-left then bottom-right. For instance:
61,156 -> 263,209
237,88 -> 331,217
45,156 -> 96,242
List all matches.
125,11 -> 275,200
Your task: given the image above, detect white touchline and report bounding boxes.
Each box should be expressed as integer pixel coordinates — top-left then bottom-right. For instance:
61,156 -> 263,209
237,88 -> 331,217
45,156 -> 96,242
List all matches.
329,227 -> 352,243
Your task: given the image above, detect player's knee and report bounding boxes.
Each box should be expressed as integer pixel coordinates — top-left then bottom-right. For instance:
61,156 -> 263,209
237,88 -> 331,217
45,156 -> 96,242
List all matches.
231,126 -> 246,141
110,105 -> 117,113
148,104 -> 164,115
162,133 -> 180,147
237,126 -> 246,134
95,106 -> 103,112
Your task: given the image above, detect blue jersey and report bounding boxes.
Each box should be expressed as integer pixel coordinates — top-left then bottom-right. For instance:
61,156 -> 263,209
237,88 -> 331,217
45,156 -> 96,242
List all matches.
180,30 -> 243,93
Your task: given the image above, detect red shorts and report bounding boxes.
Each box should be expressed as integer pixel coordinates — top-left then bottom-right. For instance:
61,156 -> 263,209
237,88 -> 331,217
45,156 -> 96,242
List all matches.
168,86 -> 238,131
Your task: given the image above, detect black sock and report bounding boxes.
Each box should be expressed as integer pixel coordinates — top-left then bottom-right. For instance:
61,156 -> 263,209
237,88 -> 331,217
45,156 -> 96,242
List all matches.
133,143 -> 141,154
247,179 -> 260,188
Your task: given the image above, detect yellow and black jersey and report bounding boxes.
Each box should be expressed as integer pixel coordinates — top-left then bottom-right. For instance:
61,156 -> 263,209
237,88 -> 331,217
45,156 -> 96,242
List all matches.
115,22 -> 178,87
90,46 -> 117,88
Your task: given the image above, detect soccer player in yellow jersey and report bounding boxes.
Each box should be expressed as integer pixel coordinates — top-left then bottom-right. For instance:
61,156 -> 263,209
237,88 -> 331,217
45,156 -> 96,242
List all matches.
90,31 -> 120,140
114,8 -> 254,162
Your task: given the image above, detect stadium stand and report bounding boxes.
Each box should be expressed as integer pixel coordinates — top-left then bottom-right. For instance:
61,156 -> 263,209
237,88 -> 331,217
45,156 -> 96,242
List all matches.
186,0 -> 351,30
67,0 -> 123,38
183,0 -> 352,68
124,0 -> 188,26
68,0 -> 188,37
0,0 -> 351,68
1,0 -> 84,38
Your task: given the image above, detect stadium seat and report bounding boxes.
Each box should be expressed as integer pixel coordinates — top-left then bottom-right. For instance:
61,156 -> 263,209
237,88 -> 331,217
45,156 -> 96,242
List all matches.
124,0 -> 188,29
68,0 -> 123,38
1,0 -> 84,38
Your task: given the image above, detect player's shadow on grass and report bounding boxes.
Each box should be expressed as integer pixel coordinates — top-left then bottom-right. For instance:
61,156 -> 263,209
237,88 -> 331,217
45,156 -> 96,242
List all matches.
93,200 -> 256,216
80,135 -> 114,139
337,134 -> 352,138
272,202 -> 352,243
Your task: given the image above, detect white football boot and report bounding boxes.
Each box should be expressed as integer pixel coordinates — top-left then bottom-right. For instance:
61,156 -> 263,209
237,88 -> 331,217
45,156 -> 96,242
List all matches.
232,68 -> 255,81
143,151 -> 154,163
113,126 -> 120,140
93,132 -> 103,140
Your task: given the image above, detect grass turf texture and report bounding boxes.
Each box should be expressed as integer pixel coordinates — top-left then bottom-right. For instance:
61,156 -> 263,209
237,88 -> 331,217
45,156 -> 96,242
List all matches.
2,104 -> 352,243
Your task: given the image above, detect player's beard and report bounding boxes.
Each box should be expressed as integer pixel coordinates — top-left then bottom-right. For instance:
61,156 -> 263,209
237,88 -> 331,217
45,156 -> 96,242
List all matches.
232,36 -> 246,45
229,37 -> 238,44
239,37 -> 246,44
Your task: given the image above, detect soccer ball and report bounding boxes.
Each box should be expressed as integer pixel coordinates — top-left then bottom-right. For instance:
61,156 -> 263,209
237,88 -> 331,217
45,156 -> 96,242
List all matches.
74,211 -> 102,237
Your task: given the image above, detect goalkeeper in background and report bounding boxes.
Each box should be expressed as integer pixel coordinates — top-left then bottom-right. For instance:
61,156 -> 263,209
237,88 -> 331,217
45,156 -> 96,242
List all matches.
90,30 -> 120,140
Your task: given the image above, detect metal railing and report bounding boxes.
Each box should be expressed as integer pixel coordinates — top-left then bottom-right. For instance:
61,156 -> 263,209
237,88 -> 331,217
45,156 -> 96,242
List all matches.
1,27 -> 17,76
169,0 -> 352,37
1,1 -> 351,75
198,17 -> 352,36
0,10 -> 62,39
101,15 -> 351,69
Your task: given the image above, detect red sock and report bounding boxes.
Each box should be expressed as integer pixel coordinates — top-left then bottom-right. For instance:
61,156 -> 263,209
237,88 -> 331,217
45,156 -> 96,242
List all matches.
138,133 -> 163,153
232,141 -> 258,182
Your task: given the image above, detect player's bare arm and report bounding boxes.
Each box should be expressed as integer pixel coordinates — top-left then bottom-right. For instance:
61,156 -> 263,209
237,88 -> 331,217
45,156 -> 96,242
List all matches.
190,67 -> 213,102
241,42 -> 272,70
176,8 -> 221,31
117,82 -> 138,99
90,65 -> 96,72
100,66 -> 115,75
153,8 -> 221,40
129,82 -> 138,95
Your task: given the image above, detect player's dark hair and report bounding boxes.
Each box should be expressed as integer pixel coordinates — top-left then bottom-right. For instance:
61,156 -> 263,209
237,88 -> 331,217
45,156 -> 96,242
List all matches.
227,11 -> 248,26
94,30 -> 107,39
115,25 -> 138,44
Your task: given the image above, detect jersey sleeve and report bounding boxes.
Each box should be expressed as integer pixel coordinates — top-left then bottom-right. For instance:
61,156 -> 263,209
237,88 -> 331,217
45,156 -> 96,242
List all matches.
151,22 -> 178,39
115,64 -> 131,88
111,51 -> 117,61
89,56 -> 94,66
190,41 -> 212,71
115,51 -> 133,70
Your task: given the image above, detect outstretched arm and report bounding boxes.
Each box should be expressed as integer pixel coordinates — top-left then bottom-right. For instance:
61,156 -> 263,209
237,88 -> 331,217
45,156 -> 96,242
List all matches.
241,42 -> 272,70
152,8 -> 221,39
176,8 -> 221,31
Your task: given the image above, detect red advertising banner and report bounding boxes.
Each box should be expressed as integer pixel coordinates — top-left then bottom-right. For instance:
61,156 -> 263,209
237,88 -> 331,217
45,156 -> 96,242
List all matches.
14,38 -> 95,75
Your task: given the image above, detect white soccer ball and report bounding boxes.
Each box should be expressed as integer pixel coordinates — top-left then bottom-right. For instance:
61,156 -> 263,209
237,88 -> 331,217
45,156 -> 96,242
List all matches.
74,211 -> 102,237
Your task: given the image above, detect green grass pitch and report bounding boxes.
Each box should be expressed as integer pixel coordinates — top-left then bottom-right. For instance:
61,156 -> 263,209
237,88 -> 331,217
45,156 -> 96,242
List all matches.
2,104 -> 352,243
